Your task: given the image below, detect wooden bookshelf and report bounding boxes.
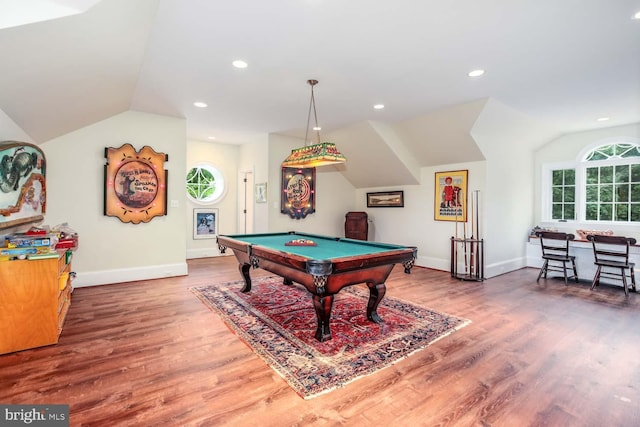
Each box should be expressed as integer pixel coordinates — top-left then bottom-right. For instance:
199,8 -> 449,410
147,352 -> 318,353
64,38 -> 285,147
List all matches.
0,252 -> 72,354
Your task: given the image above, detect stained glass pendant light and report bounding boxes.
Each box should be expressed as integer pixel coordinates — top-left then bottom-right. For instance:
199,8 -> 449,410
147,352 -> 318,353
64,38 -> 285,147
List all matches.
281,79 -> 347,168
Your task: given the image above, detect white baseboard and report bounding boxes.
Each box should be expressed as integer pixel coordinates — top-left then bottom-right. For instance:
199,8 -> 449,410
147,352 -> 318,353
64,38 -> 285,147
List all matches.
415,255 -> 449,272
484,257 -> 528,278
72,262 -> 189,288
71,254 -> 528,288
415,255 -> 528,279
187,248 -> 234,259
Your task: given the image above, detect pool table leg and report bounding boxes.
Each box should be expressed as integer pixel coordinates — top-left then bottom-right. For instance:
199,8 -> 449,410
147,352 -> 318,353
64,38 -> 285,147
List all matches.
366,282 -> 386,323
238,263 -> 252,292
312,294 -> 334,342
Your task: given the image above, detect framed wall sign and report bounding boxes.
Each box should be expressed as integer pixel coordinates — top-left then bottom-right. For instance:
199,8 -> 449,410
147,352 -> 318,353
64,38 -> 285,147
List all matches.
0,141 -> 47,230
367,191 -> 404,208
281,167 -> 315,219
434,169 -> 467,221
193,208 -> 218,239
104,143 -> 168,224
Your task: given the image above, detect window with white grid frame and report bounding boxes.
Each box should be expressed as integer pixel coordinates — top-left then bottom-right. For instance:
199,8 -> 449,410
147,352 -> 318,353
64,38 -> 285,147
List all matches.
544,142 -> 640,224
186,163 -> 226,204
551,168 -> 576,220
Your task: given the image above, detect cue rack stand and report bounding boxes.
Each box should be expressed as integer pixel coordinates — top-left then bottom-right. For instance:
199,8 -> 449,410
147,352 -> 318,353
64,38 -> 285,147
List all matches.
450,190 -> 485,282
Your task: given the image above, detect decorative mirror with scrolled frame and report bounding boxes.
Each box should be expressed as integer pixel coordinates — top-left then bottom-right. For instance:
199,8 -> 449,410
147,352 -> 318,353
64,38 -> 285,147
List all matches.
104,143 -> 168,224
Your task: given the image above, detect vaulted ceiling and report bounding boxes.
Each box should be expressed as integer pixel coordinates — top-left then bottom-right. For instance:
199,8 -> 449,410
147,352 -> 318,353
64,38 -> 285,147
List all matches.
1,1 -> 639,174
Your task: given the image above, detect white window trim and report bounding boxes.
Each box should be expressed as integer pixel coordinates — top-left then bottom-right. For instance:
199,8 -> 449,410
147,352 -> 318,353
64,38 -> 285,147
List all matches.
578,157 -> 638,226
186,162 -> 227,205
541,160 -> 578,223
541,137 -> 640,228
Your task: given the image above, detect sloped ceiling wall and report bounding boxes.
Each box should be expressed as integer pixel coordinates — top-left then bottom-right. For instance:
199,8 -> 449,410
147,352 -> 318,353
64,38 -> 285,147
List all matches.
394,99 -> 488,167
324,121 -> 420,189
0,1 -> 565,191
321,99 -> 493,189
0,0 -> 158,142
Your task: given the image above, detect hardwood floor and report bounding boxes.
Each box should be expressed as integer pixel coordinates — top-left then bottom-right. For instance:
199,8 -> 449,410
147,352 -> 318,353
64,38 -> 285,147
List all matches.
1,256 -> 639,426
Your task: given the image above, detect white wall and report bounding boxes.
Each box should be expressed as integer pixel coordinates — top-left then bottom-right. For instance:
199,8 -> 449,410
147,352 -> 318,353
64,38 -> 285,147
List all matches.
41,110 -> 188,287
186,139 -> 239,259
471,99 -> 557,277
352,161 -> 486,272
347,100 -> 554,279
9,104 -> 634,287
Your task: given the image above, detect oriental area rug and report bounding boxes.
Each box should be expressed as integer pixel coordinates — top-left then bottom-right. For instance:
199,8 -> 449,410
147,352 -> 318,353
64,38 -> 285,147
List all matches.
191,276 -> 470,399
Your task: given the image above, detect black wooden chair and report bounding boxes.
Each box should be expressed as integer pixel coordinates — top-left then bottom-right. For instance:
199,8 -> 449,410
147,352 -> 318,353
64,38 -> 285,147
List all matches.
587,234 -> 637,297
536,231 -> 579,285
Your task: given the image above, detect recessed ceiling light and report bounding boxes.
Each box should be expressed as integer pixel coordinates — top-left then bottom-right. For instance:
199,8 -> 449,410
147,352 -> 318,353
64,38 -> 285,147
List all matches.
207,136 -> 216,140
373,104 -> 385,110
193,101 -> 207,108
633,11 -> 640,19
312,126 -> 321,131
232,60 -> 248,69
468,69 -> 485,77
596,117 -> 610,122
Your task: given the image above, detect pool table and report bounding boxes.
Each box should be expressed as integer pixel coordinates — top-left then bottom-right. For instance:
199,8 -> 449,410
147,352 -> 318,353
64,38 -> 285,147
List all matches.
216,231 -> 417,342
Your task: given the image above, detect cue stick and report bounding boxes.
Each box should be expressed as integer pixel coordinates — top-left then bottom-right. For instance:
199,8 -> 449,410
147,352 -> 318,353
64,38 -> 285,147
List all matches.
475,190 -> 481,276
475,191 -> 480,239
469,191 -> 475,275
454,212 -> 458,277
455,211 -> 459,239
463,218 -> 468,275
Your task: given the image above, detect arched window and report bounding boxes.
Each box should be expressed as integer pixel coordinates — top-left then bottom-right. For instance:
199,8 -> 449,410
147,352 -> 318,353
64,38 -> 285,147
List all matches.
186,163 -> 226,204
582,143 -> 640,222
544,140 -> 640,223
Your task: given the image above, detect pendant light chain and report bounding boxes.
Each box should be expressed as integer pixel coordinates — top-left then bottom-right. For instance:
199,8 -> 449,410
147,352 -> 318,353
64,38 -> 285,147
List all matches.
281,78 -> 346,168
304,79 -> 321,147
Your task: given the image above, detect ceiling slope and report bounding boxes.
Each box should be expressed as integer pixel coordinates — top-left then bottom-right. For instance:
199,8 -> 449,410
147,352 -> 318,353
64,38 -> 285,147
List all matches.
394,99 -> 488,167
327,97 -> 561,189
0,0 -> 159,142
325,121 -> 419,189
0,0 -> 638,157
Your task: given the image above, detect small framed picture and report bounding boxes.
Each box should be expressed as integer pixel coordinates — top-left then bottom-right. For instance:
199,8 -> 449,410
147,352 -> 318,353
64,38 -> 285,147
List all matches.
367,191 -> 404,208
193,208 -> 218,239
255,182 -> 267,203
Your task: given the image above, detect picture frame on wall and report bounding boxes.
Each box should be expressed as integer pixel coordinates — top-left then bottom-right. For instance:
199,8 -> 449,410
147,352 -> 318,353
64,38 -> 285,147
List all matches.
434,170 -> 468,221
255,182 -> 267,203
193,208 -> 218,239
366,191 -> 404,208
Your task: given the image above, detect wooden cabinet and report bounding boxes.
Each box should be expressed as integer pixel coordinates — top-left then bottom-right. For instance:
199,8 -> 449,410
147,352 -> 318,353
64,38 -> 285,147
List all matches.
0,252 -> 72,354
345,211 -> 368,240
